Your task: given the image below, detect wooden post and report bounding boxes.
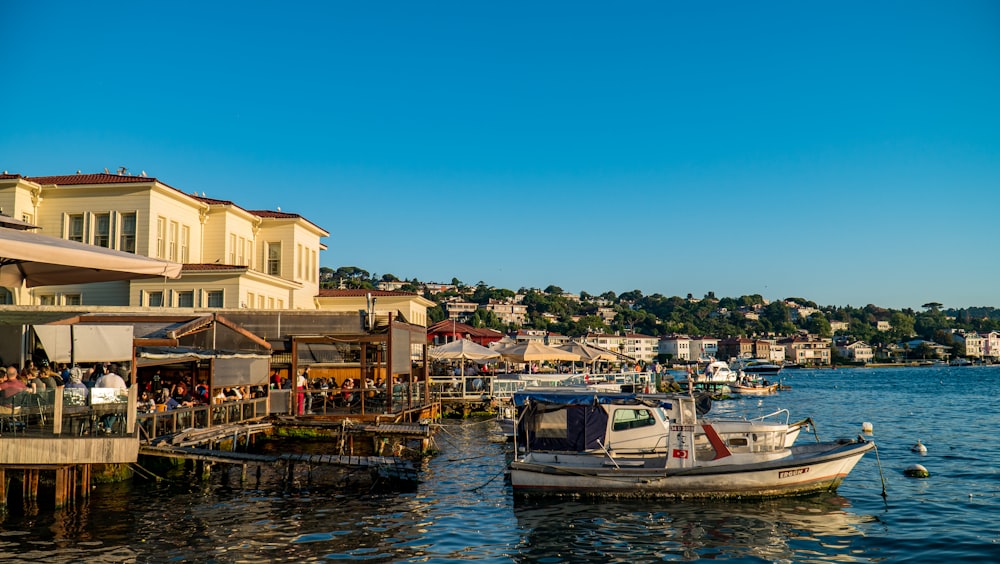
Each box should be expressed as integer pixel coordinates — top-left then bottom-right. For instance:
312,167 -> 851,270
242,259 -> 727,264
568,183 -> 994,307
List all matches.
127,383 -> 138,434
81,464 -> 91,498
0,469 -> 6,507
54,385 -> 65,435
54,467 -> 68,508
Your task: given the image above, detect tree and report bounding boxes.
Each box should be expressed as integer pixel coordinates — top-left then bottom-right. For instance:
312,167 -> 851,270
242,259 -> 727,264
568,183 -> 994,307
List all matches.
544,285 -> 564,295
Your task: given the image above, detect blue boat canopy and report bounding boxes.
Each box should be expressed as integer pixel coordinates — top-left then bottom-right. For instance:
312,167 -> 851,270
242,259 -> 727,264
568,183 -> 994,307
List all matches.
513,389 -> 648,407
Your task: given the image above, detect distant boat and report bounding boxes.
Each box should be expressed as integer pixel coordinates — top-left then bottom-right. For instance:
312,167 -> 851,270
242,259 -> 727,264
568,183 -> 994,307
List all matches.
739,359 -> 783,377
949,358 -> 972,367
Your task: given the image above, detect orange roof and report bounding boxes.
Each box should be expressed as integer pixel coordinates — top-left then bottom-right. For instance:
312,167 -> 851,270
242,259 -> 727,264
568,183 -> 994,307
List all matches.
182,263 -> 250,272
317,289 -> 420,298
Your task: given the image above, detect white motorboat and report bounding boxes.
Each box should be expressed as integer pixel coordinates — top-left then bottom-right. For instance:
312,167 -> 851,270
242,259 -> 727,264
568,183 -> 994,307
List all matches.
731,358 -> 784,377
697,360 -> 739,384
509,389 -> 874,498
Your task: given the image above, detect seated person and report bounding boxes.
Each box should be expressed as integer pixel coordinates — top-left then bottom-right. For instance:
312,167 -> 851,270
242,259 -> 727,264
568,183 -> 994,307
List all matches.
64,368 -> 89,403
170,383 -> 199,407
2,365 -> 28,400
137,391 -> 156,413
341,378 -> 355,404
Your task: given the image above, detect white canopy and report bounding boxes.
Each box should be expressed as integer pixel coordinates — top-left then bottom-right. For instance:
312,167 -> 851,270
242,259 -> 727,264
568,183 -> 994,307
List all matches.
499,342 -> 583,363
0,226 -> 182,288
429,338 -> 501,361
34,324 -> 135,363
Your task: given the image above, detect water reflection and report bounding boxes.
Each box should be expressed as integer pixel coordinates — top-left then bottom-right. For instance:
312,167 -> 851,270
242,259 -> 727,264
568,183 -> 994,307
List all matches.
513,494 -> 872,563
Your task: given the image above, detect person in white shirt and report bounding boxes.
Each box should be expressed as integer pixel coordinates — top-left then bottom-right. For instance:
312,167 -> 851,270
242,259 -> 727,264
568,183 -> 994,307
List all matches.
95,368 -> 127,389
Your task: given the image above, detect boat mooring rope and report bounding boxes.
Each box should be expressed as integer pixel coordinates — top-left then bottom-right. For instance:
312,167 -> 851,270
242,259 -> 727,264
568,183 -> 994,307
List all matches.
872,442 -> 888,498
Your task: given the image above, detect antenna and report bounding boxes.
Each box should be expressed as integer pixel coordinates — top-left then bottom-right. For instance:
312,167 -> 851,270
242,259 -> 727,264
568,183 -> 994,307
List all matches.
104,167 -> 109,174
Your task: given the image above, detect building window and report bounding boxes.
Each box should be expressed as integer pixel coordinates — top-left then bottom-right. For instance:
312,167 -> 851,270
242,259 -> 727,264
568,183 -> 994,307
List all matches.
297,244 -> 303,280
245,240 -> 253,268
207,291 -> 224,308
68,214 -> 85,242
229,233 -> 237,264
177,291 -> 194,307
120,212 -> 137,253
169,221 -> 179,261
237,236 -> 246,266
64,294 -> 82,306
156,217 -> 166,258
268,297 -> 275,309
267,242 -> 281,276
311,249 -> 317,282
181,225 -> 190,263
258,295 -> 265,309
277,299 -> 284,309
147,291 -> 164,307
38,294 -> 56,305
0,288 -> 11,304
246,292 -> 254,308
93,213 -> 111,247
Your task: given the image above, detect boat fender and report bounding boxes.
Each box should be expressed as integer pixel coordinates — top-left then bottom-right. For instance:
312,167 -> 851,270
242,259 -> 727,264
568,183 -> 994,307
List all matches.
911,439 -> 927,454
904,464 -> 930,478
861,422 -> 874,434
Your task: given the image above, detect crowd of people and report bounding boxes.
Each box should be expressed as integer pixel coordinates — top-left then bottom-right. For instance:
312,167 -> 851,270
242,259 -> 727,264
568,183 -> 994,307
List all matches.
1,359 -> 133,405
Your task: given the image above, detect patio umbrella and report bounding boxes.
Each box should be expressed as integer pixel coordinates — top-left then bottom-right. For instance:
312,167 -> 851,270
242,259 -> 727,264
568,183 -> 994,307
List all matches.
0,226 -> 182,288
499,342 -> 583,364
0,213 -> 40,230
429,338 -> 501,361
558,340 -> 618,373
429,338 -> 501,388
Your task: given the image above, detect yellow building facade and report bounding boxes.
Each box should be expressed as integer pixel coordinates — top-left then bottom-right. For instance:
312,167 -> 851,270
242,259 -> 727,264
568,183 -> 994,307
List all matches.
0,171 -> 327,309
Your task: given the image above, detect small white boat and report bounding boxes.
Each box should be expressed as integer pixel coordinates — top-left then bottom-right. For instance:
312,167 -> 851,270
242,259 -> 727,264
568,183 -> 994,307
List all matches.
698,360 -> 740,384
510,389 -> 874,498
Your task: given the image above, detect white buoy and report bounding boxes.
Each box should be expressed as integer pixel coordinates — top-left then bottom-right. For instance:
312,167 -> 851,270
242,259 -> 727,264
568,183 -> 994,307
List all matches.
911,439 -> 927,454
904,464 -> 929,478
862,422 -> 874,434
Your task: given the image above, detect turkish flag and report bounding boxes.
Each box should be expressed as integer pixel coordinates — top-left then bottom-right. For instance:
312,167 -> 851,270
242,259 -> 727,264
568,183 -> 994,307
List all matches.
672,449 -> 689,459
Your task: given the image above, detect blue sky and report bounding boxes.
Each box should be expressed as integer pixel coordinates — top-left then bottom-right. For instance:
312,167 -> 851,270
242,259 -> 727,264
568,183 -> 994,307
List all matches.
3,1 -> 998,310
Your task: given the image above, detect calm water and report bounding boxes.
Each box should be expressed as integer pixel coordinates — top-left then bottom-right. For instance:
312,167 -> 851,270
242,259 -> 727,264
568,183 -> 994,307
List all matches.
1,366 -> 998,562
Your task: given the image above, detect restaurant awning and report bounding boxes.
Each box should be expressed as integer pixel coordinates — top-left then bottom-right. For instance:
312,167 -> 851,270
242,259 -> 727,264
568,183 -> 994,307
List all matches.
0,226 -> 182,288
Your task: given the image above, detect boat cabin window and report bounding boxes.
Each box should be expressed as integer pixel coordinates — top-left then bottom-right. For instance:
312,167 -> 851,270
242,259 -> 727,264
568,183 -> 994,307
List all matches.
612,408 -> 656,432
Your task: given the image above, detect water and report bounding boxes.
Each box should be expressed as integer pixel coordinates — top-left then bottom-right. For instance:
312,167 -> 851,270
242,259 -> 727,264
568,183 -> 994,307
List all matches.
1,366 -> 998,562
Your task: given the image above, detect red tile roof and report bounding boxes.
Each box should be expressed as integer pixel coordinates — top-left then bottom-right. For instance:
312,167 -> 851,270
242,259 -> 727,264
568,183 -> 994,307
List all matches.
317,289 -> 420,298
27,173 -> 159,185
181,263 -> 250,272
0,173 -> 23,179
248,209 -> 303,220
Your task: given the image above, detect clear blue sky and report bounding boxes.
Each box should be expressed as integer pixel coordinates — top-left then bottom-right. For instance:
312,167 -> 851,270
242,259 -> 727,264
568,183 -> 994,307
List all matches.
3,1 -> 998,310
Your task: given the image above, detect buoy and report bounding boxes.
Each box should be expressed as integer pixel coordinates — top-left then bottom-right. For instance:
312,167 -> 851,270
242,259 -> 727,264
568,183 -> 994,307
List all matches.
862,422 -> 873,434
911,439 -> 927,454
904,464 -> 930,478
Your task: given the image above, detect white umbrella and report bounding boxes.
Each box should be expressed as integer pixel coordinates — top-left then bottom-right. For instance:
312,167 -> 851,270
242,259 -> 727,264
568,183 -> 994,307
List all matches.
429,338 -> 501,361
429,338 -> 501,390
499,342 -> 583,363
0,226 -> 182,287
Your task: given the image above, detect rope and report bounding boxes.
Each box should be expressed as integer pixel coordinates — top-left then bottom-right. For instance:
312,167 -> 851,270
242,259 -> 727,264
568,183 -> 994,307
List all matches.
467,467 -> 506,492
872,441 -> 888,499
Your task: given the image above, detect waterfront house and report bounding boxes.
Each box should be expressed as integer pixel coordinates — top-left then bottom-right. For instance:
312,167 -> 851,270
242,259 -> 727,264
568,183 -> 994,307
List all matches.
0,172 -> 327,310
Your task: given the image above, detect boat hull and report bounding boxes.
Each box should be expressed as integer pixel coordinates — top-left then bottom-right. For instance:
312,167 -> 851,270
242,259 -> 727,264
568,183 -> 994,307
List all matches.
731,384 -> 779,395
511,440 -> 874,499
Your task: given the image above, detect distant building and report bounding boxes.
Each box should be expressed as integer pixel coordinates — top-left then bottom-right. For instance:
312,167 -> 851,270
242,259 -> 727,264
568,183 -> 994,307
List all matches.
780,335 -> 831,366
481,300 -> 527,326
315,289 -> 434,327
835,339 -> 874,363
443,299 -> 478,322
658,334 -> 692,361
